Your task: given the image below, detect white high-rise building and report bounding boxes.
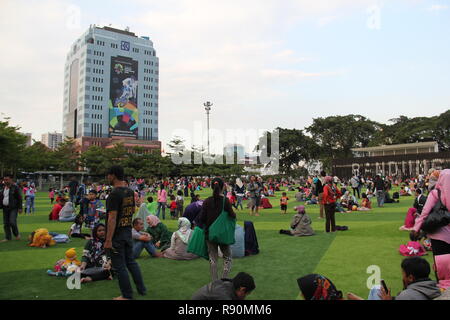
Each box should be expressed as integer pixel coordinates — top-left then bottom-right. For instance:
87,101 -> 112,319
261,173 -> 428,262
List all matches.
41,132 -> 63,150
22,133 -> 32,147
62,25 -> 161,152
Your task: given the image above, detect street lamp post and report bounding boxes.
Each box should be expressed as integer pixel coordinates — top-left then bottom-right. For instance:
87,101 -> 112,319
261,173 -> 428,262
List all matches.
204,101 -> 213,154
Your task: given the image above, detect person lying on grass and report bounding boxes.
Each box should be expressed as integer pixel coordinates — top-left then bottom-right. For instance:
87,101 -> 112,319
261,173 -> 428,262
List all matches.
146,215 -> 172,252
279,205 -> 314,237
80,223 -> 113,283
132,218 -> 163,259
347,257 -> 442,300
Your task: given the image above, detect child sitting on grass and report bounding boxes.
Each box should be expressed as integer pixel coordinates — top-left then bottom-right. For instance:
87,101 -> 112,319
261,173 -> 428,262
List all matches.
360,193 -> 372,210
68,214 -> 92,240
280,192 -> 289,214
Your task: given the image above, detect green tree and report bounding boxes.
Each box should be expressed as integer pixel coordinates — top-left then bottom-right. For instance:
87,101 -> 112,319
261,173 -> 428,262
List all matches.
53,138 -> 80,171
0,118 -> 27,176
306,115 -> 381,171
19,142 -> 54,172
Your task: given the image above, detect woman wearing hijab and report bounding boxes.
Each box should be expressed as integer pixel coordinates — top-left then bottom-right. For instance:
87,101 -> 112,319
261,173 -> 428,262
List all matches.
198,177 -> 236,281
412,169 -> 450,288
322,176 -> 342,233
146,215 -> 172,252
58,201 -> 77,222
80,224 -> 112,283
163,217 -> 199,260
279,205 -> 314,237
427,169 -> 440,193
297,274 -> 343,300
399,207 -> 418,231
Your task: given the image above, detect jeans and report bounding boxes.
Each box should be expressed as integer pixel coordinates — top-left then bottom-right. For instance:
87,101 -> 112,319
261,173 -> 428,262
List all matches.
110,233 -> 147,299
236,195 -> 244,210
368,285 -> 382,300
133,240 -> 157,259
156,202 -> 166,220
376,190 -> 384,207
206,240 -> 232,281
2,207 -> 19,240
26,196 -> 35,214
69,194 -> 77,204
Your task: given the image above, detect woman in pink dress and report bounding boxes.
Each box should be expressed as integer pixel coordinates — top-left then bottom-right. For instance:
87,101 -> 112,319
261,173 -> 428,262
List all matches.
412,169 -> 450,289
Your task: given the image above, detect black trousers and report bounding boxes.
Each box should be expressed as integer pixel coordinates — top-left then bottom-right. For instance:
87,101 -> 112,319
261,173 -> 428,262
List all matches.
430,239 -> 450,281
110,234 -> 147,299
2,207 -> 19,240
324,203 -> 336,233
430,239 -> 450,256
352,187 -> 360,198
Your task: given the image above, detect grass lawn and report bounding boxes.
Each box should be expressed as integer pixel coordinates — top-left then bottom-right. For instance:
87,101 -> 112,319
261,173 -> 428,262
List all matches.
0,188 -> 432,300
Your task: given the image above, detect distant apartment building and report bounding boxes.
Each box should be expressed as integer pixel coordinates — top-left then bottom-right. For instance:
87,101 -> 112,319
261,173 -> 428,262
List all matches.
22,133 -> 32,147
41,132 -> 63,150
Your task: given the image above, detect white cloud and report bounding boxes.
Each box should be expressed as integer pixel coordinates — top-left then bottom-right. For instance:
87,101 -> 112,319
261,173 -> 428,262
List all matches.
317,16 -> 339,27
427,4 -> 449,11
260,69 -> 341,80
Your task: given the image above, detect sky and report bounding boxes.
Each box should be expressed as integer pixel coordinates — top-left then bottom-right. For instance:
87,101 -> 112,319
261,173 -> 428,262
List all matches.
0,0 -> 449,154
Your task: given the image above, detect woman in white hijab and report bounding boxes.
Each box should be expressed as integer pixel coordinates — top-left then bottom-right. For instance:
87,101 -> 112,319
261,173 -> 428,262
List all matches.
163,217 -> 199,260
59,202 -> 77,222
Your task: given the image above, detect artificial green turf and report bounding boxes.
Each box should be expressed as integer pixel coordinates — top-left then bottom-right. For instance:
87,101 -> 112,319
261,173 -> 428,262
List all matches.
0,188 -> 430,300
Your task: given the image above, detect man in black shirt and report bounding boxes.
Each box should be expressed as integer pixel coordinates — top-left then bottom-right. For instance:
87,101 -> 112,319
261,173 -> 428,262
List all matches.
68,177 -> 79,204
0,174 -> 23,242
413,189 -> 427,215
374,175 -> 385,207
105,165 -> 146,300
314,171 -> 326,219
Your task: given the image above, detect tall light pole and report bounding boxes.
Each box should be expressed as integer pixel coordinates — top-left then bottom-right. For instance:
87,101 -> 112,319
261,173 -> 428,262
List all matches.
204,101 -> 212,154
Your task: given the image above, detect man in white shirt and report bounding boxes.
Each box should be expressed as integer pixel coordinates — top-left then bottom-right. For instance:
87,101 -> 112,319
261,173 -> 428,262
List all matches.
0,175 -> 23,242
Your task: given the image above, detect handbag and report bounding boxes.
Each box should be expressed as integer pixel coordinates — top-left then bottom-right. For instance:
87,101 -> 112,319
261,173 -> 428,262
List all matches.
187,226 -> 209,260
208,198 -> 236,245
421,189 -> 450,234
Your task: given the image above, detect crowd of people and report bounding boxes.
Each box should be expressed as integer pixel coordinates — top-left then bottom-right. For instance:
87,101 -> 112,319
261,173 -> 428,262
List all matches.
0,166 -> 449,300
